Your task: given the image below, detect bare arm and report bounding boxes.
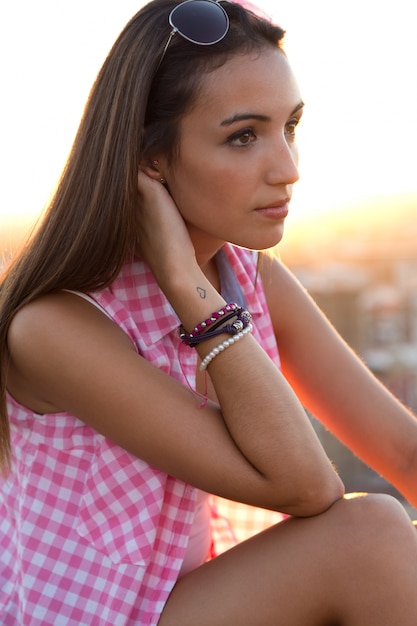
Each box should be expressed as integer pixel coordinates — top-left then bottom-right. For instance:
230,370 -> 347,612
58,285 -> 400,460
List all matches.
262,256 -> 417,508
6,177 -> 343,517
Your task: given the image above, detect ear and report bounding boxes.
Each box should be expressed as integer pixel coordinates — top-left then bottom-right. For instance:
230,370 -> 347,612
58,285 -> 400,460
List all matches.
141,158 -> 165,181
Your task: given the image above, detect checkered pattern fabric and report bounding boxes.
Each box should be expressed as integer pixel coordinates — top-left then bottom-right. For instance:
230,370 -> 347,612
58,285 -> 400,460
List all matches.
211,497 -> 287,553
1,244 -> 281,625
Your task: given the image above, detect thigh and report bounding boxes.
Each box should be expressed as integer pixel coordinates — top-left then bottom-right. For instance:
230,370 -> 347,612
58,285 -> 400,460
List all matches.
158,494 -> 417,626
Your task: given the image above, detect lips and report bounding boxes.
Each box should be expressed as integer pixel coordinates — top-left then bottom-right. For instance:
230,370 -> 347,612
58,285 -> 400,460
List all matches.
255,199 -> 290,219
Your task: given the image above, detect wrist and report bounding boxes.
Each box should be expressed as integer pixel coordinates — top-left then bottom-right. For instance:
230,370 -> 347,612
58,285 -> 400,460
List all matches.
161,270 -> 226,331
180,305 -> 251,346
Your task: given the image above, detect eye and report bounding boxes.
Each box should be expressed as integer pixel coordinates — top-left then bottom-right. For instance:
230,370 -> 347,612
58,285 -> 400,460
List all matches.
285,117 -> 301,138
227,127 -> 257,147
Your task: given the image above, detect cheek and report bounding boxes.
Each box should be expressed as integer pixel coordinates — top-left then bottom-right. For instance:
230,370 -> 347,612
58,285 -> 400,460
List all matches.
170,160 -> 239,218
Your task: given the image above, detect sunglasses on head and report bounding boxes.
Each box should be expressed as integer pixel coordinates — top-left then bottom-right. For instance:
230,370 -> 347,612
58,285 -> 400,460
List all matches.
158,0 -> 230,68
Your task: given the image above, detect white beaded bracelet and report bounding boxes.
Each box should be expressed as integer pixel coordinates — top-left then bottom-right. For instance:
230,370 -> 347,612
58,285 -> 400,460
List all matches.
199,323 -> 253,371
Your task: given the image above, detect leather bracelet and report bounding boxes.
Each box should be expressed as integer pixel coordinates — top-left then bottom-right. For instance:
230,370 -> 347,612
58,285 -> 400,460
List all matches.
180,303 -> 240,344
180,308 -> 251,347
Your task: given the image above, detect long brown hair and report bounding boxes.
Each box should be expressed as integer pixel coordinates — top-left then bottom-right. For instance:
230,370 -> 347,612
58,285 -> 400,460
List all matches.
0,0 -> 285,470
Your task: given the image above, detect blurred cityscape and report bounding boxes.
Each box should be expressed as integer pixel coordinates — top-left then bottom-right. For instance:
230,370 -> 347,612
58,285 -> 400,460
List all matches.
280,193 -> 417,516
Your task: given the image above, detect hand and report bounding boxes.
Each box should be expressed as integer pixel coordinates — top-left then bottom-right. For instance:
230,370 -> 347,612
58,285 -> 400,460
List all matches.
137,169 -> 197,282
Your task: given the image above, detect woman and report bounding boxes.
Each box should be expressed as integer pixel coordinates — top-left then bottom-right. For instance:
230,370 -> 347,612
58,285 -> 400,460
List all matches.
1,0 -> 417,624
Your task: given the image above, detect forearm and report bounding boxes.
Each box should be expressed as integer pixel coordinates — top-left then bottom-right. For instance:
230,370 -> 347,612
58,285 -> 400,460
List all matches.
166,270 -> 344,515
278,305 -> 417,510
136,176 -> 343,514
333,380 -> 417,509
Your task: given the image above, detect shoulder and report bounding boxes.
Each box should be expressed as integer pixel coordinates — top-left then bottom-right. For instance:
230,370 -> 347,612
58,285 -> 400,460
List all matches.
258,254 -> 320,332
258,252 -> 305,299
7,291 -> 135,413
9,290 -> 134,352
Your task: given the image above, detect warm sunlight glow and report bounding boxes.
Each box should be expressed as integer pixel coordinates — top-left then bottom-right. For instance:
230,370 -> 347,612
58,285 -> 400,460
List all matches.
1,0 -> 416,243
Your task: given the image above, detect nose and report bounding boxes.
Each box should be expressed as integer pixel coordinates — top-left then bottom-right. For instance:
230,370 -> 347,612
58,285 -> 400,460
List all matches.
265,136 -> 299,186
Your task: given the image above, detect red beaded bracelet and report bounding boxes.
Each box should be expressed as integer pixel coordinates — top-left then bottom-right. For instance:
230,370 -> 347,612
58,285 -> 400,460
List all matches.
180,303 -> 239,340
180,305 -> 252,347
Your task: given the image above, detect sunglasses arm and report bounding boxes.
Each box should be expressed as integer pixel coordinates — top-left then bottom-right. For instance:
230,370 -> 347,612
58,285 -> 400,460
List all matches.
156,29 -> 178,73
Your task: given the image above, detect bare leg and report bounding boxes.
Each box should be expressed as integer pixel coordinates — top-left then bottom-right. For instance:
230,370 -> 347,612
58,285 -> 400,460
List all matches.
158,494 -> 417,625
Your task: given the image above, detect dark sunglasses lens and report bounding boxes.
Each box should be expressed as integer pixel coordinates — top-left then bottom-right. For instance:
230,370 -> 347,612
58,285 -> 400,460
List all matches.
170,0 -> 229,44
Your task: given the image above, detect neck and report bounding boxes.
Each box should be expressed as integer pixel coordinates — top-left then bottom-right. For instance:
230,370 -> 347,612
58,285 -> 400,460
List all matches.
199,254 -> 221,292
187,228 -> 224,289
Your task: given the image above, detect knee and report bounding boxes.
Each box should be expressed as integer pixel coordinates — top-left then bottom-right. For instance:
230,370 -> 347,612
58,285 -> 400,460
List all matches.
334,492 -> 415,551
342,492 -> 409,523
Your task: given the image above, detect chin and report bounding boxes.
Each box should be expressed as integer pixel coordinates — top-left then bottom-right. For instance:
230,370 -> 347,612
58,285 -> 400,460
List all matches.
225,222 -> 284,250
236,227 -> 285,251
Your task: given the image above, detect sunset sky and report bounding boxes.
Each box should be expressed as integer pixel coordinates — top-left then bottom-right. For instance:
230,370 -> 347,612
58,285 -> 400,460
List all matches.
1,0 -> 416,233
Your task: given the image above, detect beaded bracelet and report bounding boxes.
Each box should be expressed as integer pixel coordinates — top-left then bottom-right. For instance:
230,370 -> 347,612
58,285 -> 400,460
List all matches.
180,309 -> 237,345
180,303 -> 239,343
181,308 -> 252,347
199,323 -> 253,371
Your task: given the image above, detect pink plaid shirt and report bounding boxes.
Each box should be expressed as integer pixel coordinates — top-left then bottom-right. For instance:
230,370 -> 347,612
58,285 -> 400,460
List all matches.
1,244 -> 280,625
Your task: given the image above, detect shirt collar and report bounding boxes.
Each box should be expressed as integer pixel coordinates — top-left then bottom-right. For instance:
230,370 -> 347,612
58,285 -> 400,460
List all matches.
110,244 -> 263,348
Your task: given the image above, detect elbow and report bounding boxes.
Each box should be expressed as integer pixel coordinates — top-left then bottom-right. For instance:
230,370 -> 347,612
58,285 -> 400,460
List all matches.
281,474 -> 345,518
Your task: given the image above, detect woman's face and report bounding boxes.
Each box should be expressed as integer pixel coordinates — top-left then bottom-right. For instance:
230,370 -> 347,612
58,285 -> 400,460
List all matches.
162,47 -> 303,259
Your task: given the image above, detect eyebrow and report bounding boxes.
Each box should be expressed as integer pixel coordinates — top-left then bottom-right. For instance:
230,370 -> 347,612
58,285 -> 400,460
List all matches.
220,101 -> 305,127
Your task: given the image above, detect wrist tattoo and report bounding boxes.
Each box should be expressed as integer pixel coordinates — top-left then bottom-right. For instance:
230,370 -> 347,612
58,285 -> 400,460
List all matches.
196,286 -> 206,299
